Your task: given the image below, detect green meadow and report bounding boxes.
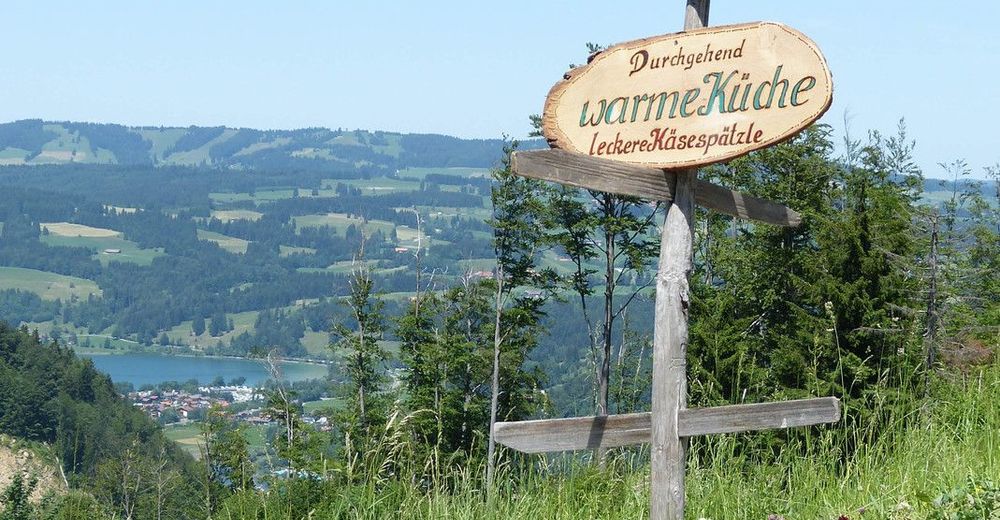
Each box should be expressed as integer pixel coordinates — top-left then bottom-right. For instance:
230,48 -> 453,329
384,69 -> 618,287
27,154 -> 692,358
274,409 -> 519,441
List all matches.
211,362 -> 1000,520
0,267 -> 101,301
197,229 -> 250,254
40,234 -> 164,266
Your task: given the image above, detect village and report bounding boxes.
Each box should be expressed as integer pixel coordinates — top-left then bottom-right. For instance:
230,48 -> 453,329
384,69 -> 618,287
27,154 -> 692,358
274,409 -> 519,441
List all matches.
127,384 -> 333,432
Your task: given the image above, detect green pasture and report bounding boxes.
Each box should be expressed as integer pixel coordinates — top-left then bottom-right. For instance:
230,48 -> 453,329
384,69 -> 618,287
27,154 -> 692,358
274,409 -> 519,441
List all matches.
416,205 -> 491,220
135,128 -> 188,161
165,309 -> 260,348
300,331 -> 330,357
233,137 -> 291,157
75,334 -> 140,351
291,212 -> 424,246
209,188 -> 297,204
296,259 -> 380,275
24,124 -> 108,164
166,420 -> 272,460
0,267 -> 101,301
163,423 -> 203,458
211,209 -> 263,222
0,147 -> 29,165
329,132 -> 403,157
279,245 -> 316,257
398,166 -> 490,179
319,176 -> 421,195
41,234 -> 164,266
197,229 -> 250,254
164,128 -> 239,166
301,397 -> 344,415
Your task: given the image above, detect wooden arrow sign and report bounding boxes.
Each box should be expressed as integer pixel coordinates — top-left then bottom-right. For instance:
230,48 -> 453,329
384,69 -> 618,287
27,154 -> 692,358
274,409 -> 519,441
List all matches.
494,397 -> 840,454
511,149 -> 801,227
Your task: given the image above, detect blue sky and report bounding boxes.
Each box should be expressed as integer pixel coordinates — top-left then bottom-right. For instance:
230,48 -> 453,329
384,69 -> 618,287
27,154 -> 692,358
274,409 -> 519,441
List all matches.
1,1 -> 996,178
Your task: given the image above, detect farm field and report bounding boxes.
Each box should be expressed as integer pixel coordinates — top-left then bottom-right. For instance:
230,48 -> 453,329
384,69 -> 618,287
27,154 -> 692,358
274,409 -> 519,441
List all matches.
40,222 -> 120,238
208,188 -> 298,204
329,132 -> 403,157
164,128 -> 239,166
291,212 -> 425,245
0,267 -> 101,300
167,423 -> 274,462
416,205 -> 491,220
40,234 -> 164,266
398,166 -> 490,179
210,209 -> 263,222
163,423 -> 203,458
75,334 -> 141,350
164,309 -> 260,348
0,147 -> 29,165
334,177 -> 421,194
197,229 -> 249,254
279,245 -> 316,257
135,127 -> 188,161
301,397 -> 343,415
300,330 -> 329,357
297,259 -> 381,275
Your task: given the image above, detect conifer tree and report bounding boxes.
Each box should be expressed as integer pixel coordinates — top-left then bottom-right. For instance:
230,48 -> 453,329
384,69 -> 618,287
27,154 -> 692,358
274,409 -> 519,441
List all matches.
330,246 -> 388,440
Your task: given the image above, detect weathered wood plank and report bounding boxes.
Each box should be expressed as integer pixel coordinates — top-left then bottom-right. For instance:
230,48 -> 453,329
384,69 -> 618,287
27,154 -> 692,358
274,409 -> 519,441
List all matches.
493,397 -> 840,454
493,412 -> 650,454
511,149 -> 802,227
678,396 -> 841,437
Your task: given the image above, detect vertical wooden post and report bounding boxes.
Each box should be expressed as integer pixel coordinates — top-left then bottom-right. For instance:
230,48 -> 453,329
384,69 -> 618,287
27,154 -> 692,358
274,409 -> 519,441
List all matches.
650,2 -> 707,519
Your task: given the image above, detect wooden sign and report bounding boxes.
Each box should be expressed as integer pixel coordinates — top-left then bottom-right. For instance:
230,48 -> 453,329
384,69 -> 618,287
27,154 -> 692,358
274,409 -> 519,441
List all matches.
495,397 -> 839,453
500,4 -> 841,519
542,22 -> 833,169
512,149 -> 802,227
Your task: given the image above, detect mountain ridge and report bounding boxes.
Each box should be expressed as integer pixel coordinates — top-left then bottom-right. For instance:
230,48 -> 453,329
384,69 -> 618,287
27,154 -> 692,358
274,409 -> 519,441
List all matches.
0,119 -> 540,171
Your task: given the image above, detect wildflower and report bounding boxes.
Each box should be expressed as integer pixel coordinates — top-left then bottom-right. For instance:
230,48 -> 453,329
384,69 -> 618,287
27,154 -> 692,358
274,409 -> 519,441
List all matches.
894,501 -> 911,512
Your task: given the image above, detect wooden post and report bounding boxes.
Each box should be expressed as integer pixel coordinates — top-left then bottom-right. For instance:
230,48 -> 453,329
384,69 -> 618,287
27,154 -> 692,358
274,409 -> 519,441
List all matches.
650,2 -> 708,519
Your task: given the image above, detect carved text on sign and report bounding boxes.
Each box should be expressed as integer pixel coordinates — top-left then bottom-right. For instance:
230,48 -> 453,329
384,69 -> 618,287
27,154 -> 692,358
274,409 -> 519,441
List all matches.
542,22 -> 833,169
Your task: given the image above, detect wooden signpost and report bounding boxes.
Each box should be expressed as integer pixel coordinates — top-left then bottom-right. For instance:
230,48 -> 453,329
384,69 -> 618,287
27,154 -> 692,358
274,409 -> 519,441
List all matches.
494,2 -> 840,519
542,22 -> 832,169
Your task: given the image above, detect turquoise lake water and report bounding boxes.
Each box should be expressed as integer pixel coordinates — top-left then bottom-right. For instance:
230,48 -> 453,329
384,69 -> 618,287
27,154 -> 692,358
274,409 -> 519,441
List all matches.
79,352 -> 328,387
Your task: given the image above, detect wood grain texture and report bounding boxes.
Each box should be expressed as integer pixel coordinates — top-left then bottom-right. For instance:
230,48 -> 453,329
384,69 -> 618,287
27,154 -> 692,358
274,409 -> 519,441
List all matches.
540,20 -> 833,169
493,412 -> 651,454
679,396 -> 840,436
651,165 -> 695,520
493,397 -> 840,454
511,149 -> 801,227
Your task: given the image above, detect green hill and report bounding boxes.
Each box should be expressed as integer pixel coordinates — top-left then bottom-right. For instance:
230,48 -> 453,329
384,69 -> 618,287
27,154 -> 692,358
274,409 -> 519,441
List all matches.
0,119 -> 543,171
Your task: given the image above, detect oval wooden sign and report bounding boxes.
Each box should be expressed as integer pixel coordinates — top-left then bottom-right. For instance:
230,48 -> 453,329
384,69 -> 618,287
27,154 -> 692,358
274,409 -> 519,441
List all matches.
542,22 -> 833,169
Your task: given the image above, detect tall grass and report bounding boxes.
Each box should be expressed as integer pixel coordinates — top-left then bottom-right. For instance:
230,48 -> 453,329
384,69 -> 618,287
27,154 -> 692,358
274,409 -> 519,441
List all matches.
214,361 -> 1000,519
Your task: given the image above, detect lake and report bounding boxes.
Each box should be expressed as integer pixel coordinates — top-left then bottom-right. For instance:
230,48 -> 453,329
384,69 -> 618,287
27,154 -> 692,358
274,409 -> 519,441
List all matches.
79,352 -> 329,387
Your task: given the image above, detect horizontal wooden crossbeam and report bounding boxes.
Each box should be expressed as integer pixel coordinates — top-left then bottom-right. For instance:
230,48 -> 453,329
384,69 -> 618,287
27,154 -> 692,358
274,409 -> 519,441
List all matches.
494,397 -> 840,454
511,149 -> 802,227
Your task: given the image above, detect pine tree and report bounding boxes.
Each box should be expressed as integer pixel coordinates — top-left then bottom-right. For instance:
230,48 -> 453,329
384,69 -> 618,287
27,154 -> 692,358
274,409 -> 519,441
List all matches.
192,315 -> 205,336
330,248 -> 388,440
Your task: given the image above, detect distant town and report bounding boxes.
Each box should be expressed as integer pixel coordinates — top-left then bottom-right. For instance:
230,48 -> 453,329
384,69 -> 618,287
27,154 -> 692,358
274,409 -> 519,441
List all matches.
127,384 -> 332,432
